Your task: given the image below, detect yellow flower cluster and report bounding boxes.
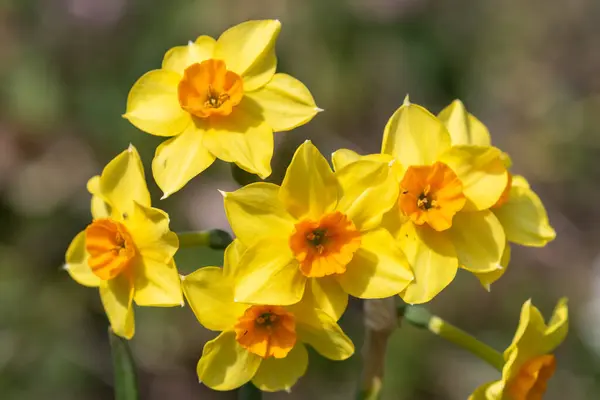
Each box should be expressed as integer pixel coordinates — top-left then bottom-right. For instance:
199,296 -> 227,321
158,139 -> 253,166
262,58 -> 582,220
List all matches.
63,19 -> 564,396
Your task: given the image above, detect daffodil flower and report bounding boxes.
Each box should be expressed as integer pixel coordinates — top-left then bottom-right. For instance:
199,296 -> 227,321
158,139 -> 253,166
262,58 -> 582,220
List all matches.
333,98 -> 509,304
222,141 -> 413,320
181,240 -> 354,392
123,20 -> 320,198
438,100 -> 556,289
470,298 -> 568,400
64,146 -> 182,339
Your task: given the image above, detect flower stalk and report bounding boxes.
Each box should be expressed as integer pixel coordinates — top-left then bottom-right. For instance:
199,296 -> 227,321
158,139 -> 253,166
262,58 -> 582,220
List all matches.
177,229 -> 233,250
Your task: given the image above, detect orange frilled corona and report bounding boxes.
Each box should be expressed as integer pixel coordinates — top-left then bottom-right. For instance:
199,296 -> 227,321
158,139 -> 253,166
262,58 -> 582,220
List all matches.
506,354 -> 556,400
85,218 -> 137,280
177,59 -> 244,119
289,211 -> 361,278
233,305 -> 296,359
399,161 -> 466,232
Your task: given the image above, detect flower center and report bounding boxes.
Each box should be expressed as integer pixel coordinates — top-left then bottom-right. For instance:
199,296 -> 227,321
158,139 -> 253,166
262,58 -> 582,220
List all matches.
85,218 -> 137,280
234,305 -> 296,359
177,59 -> 244,118
492,172 -> 513,208
507,354 -> 556,400
289,211 -> 362,278
399,161 -> 466,232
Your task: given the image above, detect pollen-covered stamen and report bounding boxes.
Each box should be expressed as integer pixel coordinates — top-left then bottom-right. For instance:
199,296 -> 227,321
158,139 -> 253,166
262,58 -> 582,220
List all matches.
289,211 -> 361,278
177,59 -> 243,118
85,218 -> 137,280
234,305 -> 296,359
399,161 -> 466,232
507,354 -> 556,400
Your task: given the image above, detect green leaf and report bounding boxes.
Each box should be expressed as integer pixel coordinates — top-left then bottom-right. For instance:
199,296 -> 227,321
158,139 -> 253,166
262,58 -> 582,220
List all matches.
109,328 -> 139,400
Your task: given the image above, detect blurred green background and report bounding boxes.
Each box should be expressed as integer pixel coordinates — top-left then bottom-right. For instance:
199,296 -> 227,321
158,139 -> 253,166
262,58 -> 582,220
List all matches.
1,0 -> 599,399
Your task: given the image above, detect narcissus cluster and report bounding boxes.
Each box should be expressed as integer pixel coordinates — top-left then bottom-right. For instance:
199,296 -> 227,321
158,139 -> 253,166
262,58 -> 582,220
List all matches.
64,19 -> 567,397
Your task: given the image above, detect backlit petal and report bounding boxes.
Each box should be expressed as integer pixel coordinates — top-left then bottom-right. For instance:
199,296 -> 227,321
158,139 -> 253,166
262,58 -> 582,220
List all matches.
215,20 -> 281,91
100,274 -> 134,339
303,277 -> 348,321
152,124 -> 216,198
399,223 -> 458,304
472,242 -> 511,291
468,381 -> 504,400
252,343 -> 308,392
197,331 -> 262,391
162,36 -> 216,74
331,149 -> 396,172
223,182 -> 295,246
233,239 -> 306,305
493,176 -> 556,247
246,73 -> 318,132
126,202 -> 178,264
124,70 -> 192,137
292,306 -> 354,360
335,160 -> 399,231
439,145 -> 508,211
65,231 -> 102,287
337,228 -> 413,298
202,99 -> 273,179
438,100 -> 491,146
381,100 -> 451,166
100,145 -> 151,219
87,176 -> 111,219
133,259 -> 182,307
279,140 -> 339,220
182,266 -> 248,331
223,239 -> 246,278
450,211 -> 505,273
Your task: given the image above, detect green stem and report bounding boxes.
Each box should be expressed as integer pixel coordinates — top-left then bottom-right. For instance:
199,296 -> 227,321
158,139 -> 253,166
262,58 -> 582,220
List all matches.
109,328 -> 139,400
177,229 -> 233,250
238,382 -> 261,400
403,306 -> 504,371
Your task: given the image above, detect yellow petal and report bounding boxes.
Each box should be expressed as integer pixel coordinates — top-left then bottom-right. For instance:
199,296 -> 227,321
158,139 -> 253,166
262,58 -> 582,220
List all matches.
161,36 -> 216,74
99,145 -> 151,219
252,343 -> 308,392
292,306 -> 354,360
182,266 -> 248,331
449,211 -> 505,273
232,239 -> 306,305
493,176 -> 556,247
438,99 -> 492,146
337,228 -> 413,298
303,277 -> 348,321
202,100 -> 273,179
223,182 -> 295,246
100,274 -> 134,339
65,231 -> 102,287
439,145 -> 508,211
468,381 -> 504,400
335,160 -> 399,231
381,101 -> 451,166
331,148 -> 361,171
279,140 -> 339,220
87,176 -> 111,219
472,242 -> 511,291
152,124 -> 216,198
399,223 -> 458,304
245,73 -> 319,132
124,70 -> 192,137
215,20 -> 281,91
133,259 -> 182,307
126,202 -> 178,264
197,331 -> 262,391
223,239 -> 246,278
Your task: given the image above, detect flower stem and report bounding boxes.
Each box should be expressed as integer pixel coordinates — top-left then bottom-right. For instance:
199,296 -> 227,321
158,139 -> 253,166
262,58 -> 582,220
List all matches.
238,382 -> 261,400
177,229 -> 233,250
109,328 -> 138,400
403,305 -> 504,371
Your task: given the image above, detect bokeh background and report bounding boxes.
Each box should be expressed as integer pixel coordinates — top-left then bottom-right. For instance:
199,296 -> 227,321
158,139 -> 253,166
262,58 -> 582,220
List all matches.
2,0 -> 600,399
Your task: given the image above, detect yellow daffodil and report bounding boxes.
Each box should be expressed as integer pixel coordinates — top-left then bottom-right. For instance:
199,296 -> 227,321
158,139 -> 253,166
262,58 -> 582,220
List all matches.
222,141 -> 413,320
470,298 -> 568,400
333,98 -> 509,304
64,146 -> 182,339
439,100 -> 556,289
123,20 -> 320,198
181,239 -> 354,392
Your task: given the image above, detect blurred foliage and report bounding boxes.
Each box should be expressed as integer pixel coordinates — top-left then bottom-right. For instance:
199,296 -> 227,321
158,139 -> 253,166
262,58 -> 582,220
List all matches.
1,0 -> 600,399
